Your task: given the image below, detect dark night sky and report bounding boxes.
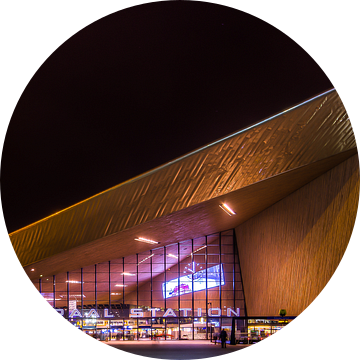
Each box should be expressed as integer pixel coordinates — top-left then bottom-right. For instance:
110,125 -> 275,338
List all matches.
0,1 -> 332,233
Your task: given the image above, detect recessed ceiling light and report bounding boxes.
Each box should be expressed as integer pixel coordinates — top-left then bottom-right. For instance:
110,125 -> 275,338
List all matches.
30,269 -> 35,272
121,272 -> 136,276
219,203 -> 236,216
115,284 -> 127,287
134,237 -> 160,244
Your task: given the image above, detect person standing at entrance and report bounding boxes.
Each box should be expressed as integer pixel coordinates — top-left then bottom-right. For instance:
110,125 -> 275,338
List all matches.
220,329 -> 228,348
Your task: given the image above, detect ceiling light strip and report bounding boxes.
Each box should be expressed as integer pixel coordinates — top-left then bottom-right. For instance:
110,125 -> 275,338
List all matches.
222,203 -> 236,215
219,205 -> 232,216
121,272 -> 136,276
219,204 -> 236,216
134,237 -> 160,244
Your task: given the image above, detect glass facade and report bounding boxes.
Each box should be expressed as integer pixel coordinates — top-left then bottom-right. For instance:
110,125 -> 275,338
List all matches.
34,228 -> 294,343
35,229 -> 247,341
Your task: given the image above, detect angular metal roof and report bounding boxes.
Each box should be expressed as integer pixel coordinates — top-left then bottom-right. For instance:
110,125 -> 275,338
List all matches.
10,89 -> 357,271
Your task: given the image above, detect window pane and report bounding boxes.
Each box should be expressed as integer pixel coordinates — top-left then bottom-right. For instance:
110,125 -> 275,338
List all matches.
221,245 -> 234,254
207,234 -> 219,245
152,296 -> 164,308
97,262 -> 109,273
207,246 -> 219,255
152,248 -> 164,263
138,262 -> 150,273
221,235 -> 234,245
166,244 -> 178,260
180,240 -> 192,254
83,264 -> 95,273
125,254 -> 137,264
97,291 -> 109,305
124,263 -> 137,274
153,273 -> 165,282
110,259 -> 123,274
96,271 -> 108,284
207,254 -> 219,264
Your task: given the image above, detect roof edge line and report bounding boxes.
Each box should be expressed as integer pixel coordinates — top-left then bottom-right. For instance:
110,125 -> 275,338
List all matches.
9,88 -> 336,236
112,89 -> 337,182
88,88 -> 337,193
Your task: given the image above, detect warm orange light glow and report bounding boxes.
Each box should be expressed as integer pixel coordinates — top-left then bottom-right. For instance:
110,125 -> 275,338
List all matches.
219,203 -> 236,216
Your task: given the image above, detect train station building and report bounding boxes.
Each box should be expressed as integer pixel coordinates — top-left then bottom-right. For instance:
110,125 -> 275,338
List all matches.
9,89 -> 359,343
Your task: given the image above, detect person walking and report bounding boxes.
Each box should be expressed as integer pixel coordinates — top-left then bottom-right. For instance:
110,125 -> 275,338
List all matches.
220,329 -> 228,348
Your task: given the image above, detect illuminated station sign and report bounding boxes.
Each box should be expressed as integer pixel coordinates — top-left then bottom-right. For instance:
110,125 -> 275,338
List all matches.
62,307 -> 240,318
130,307 -> 240,318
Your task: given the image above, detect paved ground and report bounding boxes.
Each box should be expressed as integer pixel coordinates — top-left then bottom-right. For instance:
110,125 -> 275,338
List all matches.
107,340 -> 251,359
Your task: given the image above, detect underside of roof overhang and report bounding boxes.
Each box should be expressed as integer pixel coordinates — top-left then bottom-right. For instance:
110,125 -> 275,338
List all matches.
24,148 -> 357,280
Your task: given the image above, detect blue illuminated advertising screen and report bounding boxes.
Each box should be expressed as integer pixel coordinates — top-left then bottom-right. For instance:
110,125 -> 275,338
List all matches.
162,264 -> 225,299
